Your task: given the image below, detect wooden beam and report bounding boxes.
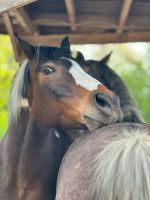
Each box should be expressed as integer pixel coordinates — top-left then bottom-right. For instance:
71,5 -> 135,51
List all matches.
32,14 -> 70,27
23,31 -> 150,46
64,0 -> 76,30
31,14 -> 150,34
32,14 -> 116,28
0,0 -> 37,14
117,0 -> 133,34
13,7 -> 38,35
2,12 -> 21,61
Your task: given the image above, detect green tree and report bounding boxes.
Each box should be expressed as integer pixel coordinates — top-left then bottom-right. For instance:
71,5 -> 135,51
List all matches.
0,35 -> 18,137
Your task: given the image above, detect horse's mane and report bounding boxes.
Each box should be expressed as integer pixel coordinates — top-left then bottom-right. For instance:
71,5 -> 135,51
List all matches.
93,128 -> 150,200
8,60 -> 29,124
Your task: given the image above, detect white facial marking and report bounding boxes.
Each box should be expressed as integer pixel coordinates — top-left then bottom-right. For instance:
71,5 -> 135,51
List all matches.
68,59 -> 102,91
55,131 -> 60,138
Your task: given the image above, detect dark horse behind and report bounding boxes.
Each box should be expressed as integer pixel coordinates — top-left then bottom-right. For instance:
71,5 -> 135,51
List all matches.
76,51 -> 144,123
0,36 -> 122,200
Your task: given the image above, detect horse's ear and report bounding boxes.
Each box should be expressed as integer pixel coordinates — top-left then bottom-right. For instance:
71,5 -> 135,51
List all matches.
60,36 -> 71,52
14,33 -> 35,59
76,51 -> 85,65
76,51 -> 84,62
100,51 -> 113,64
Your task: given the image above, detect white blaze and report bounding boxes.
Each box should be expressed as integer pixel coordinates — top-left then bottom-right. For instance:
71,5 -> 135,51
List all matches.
68,59 -> 102,91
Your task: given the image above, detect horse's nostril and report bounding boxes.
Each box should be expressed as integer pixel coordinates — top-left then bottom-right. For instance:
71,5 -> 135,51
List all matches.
96,94 -> 111,107
94,93 -> 112,112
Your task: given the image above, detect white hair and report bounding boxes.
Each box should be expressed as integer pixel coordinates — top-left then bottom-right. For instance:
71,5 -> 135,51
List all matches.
8,60 -> 29,124
93,129 -> 150,200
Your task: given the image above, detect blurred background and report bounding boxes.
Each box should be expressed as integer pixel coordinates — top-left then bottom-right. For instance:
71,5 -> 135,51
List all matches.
0,34 -> 149,137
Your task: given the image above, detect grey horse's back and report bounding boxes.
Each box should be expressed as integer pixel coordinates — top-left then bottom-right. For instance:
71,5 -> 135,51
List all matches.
56,123 -> 150,200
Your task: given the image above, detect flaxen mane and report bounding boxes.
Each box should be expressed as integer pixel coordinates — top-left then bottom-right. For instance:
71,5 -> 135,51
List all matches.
8,60 -> 29,124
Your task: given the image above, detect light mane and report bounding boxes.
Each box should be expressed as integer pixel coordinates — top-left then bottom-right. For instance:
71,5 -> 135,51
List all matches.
8,60 -> 29,124
93,129 -> 150,200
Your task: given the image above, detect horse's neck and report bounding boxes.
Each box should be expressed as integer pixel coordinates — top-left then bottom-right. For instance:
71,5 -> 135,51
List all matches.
0,108 -> 29,200
1,108 -> 29,173
60,128 -> 88,143
16,118 -> 71,199
1,114 -> 72,200
102,66 -> 144,122
102,67 -> 133,106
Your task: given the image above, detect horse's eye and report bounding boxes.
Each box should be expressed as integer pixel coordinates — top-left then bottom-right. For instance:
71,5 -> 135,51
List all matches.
42,66 -> 56,75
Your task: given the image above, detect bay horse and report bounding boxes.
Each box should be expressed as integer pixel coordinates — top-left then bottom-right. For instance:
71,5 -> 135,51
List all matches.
56,122 -> 150,200
76,51 -> 144,123
0,36 -> 123,200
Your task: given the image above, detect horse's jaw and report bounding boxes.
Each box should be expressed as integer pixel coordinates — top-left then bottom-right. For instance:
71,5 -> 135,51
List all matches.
83,116 -> 103,131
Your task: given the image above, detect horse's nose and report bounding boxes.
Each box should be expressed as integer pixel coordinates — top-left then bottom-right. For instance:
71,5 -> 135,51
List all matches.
94,93 -> 113,114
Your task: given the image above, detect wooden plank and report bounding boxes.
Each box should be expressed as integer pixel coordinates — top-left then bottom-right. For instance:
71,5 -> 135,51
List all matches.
74,1 -> 120,15
2,12 -> 21,61
12,7 -> 38,35
117,0 -> 133,33
27,0 -> 66,14
32,13 -> 70,27
65,0 -> 76,30
32,14 -> 116,28
0,0 -> 37,14
23,31 -> 150,46
131,2 -> 150,15
33,26 -> 112,35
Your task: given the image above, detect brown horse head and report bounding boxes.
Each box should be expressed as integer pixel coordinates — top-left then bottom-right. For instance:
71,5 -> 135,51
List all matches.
11,36 -> 123,131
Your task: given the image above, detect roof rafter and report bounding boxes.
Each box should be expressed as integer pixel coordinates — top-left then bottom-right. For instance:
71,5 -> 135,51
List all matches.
2,12 -> 21,61
23,31 -> 150,46
64,0 -> 76,30
0,0 -> 37,14
117,0 -> 133,34
12,7 -> 38,35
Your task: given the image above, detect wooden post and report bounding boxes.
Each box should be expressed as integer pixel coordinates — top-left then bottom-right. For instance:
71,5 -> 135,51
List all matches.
117,0 -> 133,34
2,12 -> 21,61
14,7 -> 38,35
64,0 -> 76,30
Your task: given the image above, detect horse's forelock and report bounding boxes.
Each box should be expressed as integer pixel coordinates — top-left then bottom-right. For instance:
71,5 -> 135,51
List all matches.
34,45 -> 72,66
8,60 -> 29,124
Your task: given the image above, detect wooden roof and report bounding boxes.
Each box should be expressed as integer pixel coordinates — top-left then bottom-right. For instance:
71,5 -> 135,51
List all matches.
0,0 -> 150,60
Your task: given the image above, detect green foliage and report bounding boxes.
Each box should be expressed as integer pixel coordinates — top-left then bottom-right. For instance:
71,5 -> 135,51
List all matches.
109,44 -> 150,123
0,35 -> 18,137
0,36 -> 149,138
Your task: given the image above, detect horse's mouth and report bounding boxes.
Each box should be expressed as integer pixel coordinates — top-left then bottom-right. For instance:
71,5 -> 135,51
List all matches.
83,115 -> 103,131
84,115 -> 102,125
